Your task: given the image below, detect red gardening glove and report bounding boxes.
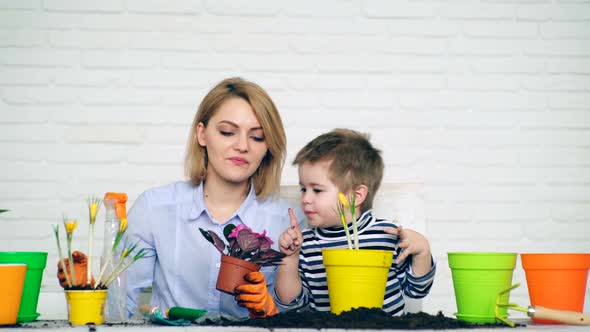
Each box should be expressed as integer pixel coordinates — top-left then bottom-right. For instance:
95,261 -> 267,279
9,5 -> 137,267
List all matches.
235,271 -> 279,318
57,250 -> 94,288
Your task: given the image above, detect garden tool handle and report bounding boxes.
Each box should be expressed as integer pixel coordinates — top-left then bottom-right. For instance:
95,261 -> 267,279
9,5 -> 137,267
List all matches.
531,306 -> 590,325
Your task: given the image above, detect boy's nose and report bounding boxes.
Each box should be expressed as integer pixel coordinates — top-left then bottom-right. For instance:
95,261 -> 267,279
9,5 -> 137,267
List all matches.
301,191 -> 312,204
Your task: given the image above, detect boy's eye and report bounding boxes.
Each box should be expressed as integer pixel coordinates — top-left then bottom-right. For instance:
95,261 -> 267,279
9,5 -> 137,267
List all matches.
313,188 -> 323,193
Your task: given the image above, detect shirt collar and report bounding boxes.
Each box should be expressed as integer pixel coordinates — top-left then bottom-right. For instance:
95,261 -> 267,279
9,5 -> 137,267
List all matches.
188,182 -> 206,221
188,181 -> 258,227
234,184 -> 258,227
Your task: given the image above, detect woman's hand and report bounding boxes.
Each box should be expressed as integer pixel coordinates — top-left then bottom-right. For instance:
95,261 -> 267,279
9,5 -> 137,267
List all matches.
57,250 -> 94,288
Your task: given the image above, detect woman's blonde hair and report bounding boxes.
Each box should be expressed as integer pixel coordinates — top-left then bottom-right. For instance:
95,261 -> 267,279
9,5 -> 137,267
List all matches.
184,77 -> 286,200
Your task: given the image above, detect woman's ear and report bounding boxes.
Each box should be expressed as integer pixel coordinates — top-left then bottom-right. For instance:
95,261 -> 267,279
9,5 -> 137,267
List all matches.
196,122 -> 207,147
353,185 -> 368,209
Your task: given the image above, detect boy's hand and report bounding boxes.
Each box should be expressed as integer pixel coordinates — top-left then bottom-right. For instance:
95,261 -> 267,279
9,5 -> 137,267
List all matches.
278,208 -> 303,257
385,225 -> 430,265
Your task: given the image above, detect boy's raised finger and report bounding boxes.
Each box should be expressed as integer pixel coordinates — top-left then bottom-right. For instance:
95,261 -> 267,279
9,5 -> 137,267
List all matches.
288,208 -> 299,230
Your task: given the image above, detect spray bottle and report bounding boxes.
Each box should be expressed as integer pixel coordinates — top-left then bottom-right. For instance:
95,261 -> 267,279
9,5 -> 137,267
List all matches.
102,192 -> 128,321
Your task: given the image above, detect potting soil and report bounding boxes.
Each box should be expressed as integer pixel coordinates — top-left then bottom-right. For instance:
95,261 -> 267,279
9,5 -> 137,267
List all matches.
199,307 -> 515,329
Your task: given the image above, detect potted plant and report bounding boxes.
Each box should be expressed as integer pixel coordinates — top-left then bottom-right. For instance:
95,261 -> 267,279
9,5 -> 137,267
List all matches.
52,195 -> 147,325
199,224 -> 285,294
321,192 -> 394,314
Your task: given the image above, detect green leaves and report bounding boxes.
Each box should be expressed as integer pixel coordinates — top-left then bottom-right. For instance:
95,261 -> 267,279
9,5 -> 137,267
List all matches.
337,192 -> 359,250
223,223 -> 236,242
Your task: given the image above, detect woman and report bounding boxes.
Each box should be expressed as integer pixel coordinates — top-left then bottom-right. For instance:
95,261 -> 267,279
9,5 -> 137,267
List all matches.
124,77 -> 302,318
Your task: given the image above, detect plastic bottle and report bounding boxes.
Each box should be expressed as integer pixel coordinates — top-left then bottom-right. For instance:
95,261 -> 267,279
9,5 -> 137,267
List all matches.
101,192 -> 128,322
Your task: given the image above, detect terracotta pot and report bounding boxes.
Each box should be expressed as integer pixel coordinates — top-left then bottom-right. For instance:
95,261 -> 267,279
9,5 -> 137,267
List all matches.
216,255 -> 260,294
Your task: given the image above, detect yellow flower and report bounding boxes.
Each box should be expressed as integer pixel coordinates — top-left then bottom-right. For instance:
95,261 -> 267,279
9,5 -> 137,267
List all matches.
119,218 -> 128,233
89,202 -> 99,223
64,220 -> 78,235
121,248 -> 130,258
338,192 -> 349,208
87,196 -> 101,224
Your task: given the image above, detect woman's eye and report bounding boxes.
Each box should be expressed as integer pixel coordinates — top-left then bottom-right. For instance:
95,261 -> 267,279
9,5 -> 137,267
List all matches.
299,187 -> 307,193
251,136 -> 265,142
220,131 -> 234,137
313,188 -> 323,193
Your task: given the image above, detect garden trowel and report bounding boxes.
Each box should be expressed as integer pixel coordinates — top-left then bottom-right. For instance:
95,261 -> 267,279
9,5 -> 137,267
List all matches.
495,283 -> 590,327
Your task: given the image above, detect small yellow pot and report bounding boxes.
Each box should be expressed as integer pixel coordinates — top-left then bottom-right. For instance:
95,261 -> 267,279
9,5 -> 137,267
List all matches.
65,290 -> 108,325
322,249 -> 393,314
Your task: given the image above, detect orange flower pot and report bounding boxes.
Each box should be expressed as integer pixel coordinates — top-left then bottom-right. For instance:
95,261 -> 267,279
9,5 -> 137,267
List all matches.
0,264 -> 27,325
521,253 -> 590,324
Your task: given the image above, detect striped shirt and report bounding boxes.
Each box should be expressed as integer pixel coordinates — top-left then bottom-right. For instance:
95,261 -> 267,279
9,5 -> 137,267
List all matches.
275,210 -> 436,316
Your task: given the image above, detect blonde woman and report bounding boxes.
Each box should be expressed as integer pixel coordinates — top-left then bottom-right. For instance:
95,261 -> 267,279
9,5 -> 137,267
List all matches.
125,78 -> 302,318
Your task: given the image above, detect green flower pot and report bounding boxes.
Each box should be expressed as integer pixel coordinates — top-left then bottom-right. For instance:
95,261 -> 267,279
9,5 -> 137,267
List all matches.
448,252 -> 517,323
0,252 -> 48,322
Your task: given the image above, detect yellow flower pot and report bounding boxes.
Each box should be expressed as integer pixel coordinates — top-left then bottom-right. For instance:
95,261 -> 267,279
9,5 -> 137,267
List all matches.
65,290 -> 108,325
322,249 -> 393,314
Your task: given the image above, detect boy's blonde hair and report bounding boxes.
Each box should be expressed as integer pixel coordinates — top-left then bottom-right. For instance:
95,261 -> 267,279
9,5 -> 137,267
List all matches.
184,77 -> 286,200
293,128 -> 384,213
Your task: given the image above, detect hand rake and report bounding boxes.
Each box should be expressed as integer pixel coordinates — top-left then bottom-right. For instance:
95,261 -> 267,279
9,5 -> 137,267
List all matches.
495,283 -> 590,327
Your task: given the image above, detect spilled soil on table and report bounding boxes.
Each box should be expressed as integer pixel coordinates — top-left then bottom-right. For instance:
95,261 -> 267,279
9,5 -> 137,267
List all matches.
200,307 -> 513,329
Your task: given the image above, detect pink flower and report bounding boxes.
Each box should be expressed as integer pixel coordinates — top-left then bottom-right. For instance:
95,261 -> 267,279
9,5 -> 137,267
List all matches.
228,224 -> 250,239
256,230 -> 273,246
228,225 -> 273,246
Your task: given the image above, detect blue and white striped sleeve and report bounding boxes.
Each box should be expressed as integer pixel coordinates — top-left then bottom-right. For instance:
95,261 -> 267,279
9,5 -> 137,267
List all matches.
403,255 -> 436,299
273,276 -> 310,311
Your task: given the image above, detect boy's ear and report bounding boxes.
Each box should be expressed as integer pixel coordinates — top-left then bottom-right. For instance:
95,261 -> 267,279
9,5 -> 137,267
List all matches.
353,185 -> 368,209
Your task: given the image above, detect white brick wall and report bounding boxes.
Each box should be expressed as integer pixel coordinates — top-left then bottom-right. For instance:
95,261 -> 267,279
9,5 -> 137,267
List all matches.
1,0 -> 589,320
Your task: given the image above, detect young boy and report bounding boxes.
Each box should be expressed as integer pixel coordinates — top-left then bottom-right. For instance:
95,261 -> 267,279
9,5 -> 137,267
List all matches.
275,128 -> 436,316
